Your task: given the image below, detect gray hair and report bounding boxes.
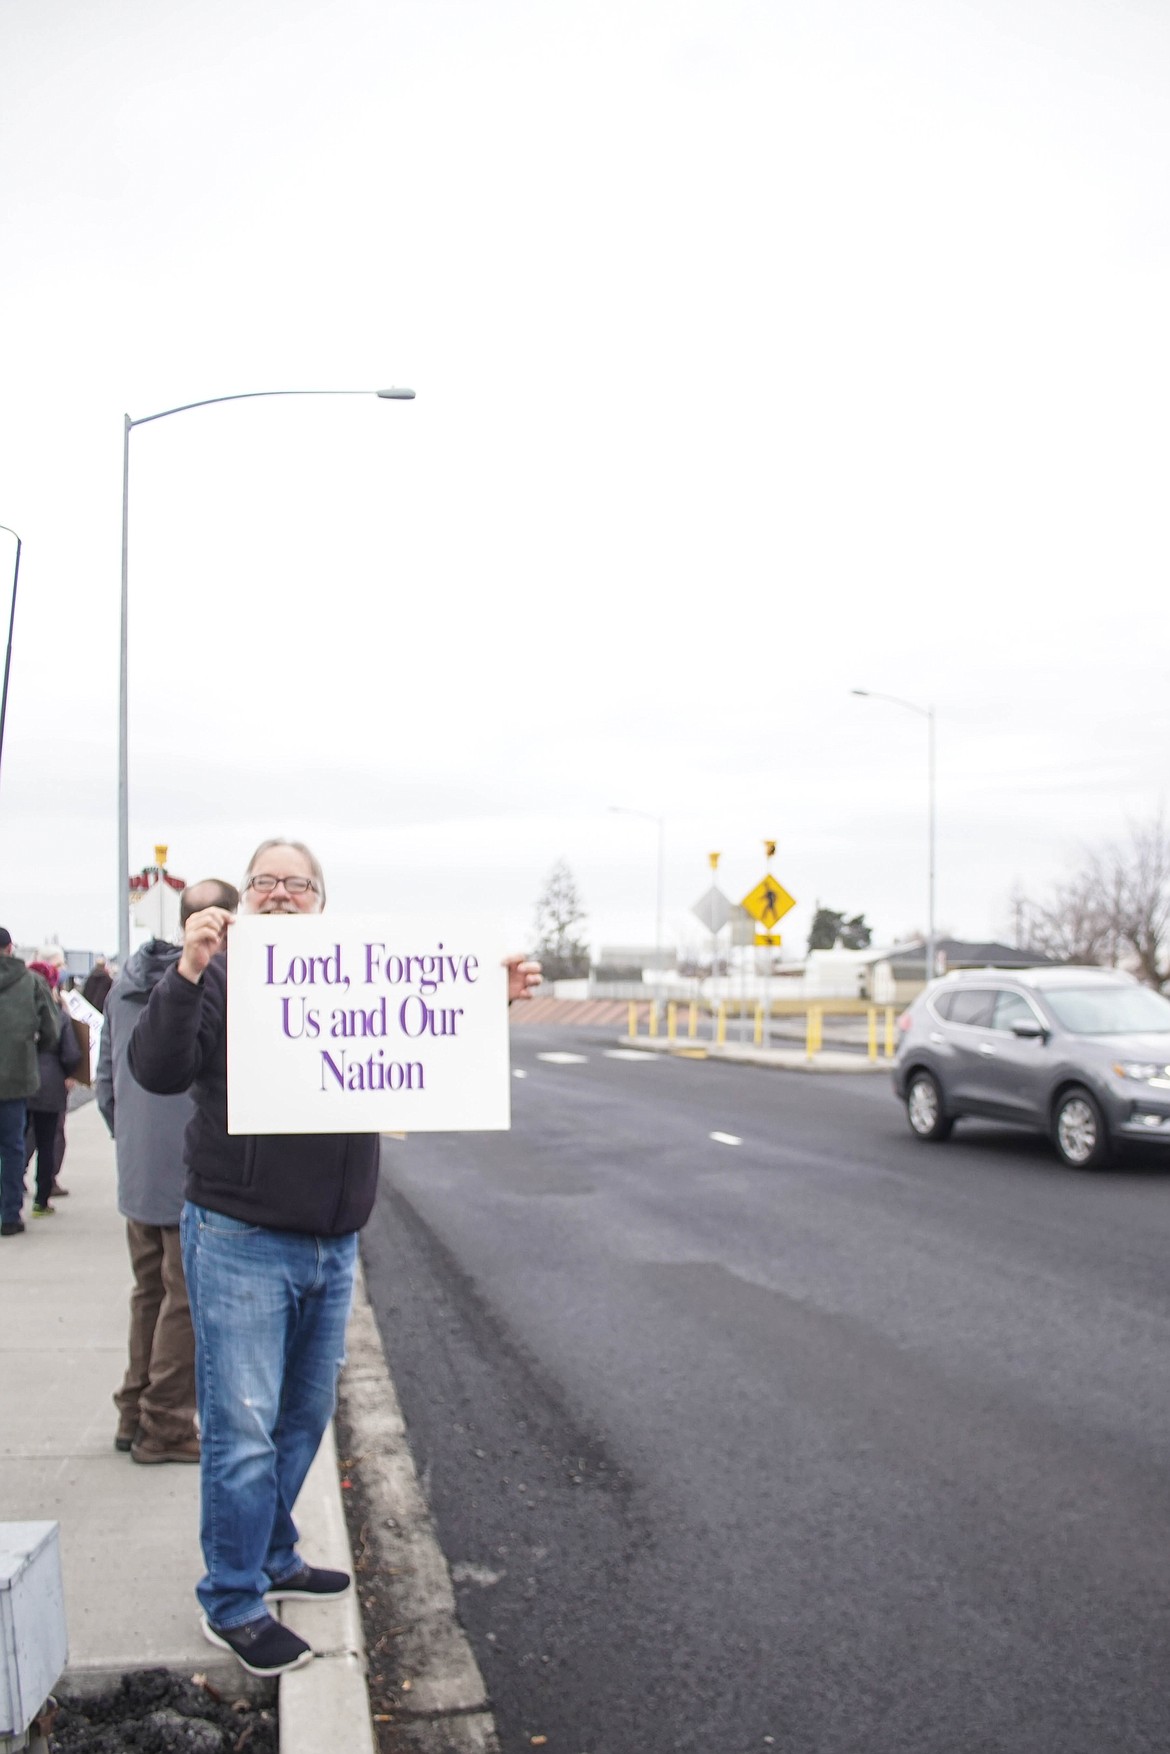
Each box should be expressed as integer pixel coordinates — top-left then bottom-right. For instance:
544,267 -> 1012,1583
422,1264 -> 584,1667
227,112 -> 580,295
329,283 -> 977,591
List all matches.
242,838 -> 327,906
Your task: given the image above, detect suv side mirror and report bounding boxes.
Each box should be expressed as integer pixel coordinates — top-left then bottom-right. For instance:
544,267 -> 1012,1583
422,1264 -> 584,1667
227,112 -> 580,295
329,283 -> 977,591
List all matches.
1011,1019 -> 1047,1041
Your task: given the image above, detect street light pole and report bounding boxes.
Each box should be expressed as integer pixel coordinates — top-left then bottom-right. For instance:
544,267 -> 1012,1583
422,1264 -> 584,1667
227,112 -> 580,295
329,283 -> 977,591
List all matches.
118,386 -> 415,966
608,805 -> 666,963
0,525 -> 22,800
851,689 -> 937,984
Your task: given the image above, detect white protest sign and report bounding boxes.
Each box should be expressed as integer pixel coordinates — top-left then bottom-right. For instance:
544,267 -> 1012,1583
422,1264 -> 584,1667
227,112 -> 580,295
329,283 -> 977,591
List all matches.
62,988 -> 103,1082
226,914 -> 511,1135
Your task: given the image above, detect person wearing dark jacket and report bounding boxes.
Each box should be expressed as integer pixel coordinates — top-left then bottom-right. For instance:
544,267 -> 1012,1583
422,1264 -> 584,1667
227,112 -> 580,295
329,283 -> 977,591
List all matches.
0,929 -> 61,1236
96,879 -> 239,1463
129,837 -> 541,1681
82,958 -> 113,1013
24,960 -> 82,1216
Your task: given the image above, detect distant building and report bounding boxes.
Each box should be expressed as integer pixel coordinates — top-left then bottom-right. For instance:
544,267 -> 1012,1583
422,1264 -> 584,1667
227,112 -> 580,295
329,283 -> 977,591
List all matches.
63,948 -> 102,979
595,944 -> 675,976
887,938 -> 1060,982
779,939 -> 1063,1004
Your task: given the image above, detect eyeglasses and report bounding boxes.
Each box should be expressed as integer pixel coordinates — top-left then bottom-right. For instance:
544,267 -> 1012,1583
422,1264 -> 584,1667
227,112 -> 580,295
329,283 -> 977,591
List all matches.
243,874 -> 319,896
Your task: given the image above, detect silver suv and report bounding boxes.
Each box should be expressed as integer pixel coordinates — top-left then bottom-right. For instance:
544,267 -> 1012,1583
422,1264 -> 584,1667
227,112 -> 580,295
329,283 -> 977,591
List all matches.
892,966 -> 1170,1169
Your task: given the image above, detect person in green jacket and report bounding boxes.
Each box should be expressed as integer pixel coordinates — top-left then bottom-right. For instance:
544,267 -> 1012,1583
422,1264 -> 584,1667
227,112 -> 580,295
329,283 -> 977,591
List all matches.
0,927 -> 61,1236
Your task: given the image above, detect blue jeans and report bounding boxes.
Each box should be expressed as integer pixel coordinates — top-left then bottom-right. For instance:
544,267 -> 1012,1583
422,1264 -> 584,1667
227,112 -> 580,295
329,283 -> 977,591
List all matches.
180,1201 -> 358,1629
0,1097 -> 28,1223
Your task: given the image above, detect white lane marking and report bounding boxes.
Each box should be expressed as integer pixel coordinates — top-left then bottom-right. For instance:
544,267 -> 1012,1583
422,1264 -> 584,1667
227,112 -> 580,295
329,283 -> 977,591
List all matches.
710,1131 -> 743,1146
512,1068 -> 527,1078
603,1049 -> 661,1061
536,1052 -> 589,1064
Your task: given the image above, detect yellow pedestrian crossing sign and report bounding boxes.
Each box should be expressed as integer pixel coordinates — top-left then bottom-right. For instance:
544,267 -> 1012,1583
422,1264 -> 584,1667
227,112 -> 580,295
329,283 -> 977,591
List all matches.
741,874 -> 796,929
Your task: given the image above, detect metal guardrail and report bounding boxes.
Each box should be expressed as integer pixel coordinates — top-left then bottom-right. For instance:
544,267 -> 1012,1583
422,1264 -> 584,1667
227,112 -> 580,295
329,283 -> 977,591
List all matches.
628,999 -> 898,1062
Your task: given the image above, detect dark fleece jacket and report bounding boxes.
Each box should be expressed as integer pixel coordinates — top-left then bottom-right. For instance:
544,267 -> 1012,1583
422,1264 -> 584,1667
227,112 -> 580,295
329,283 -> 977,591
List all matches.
128,955 -> 379,1236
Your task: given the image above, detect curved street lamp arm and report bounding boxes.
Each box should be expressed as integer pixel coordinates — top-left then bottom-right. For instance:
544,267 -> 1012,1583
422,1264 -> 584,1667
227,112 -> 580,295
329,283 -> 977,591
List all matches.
850,687 -> 931,720
129,387 -> 414,429
608,804 -> 661,824
118,384 -> 414,963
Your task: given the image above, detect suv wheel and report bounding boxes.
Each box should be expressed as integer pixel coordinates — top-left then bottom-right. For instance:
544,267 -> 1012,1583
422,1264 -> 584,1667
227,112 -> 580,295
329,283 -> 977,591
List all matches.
1052,1086 -> 1112,1170
906,1070 -> 953,1141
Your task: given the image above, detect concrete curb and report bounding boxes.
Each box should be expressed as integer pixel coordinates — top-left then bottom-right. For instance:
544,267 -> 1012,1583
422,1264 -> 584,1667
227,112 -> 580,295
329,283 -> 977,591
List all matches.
279,1263 -> 499,1752
619,1035 -> 891,1073
277,1420 -> 374,1754
337,1264 -> 501,1753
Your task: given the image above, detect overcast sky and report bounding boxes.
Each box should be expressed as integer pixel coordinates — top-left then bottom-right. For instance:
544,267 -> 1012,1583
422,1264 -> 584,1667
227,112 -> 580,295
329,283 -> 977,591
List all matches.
2,0 -> 1167,961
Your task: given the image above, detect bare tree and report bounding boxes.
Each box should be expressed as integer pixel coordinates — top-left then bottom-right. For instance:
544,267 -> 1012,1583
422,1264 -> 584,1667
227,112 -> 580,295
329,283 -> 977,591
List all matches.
1016,870 -> 1114,966
533,859 -> 591,981
1012,813 -> 1170,986
1098,813 -> 1170,988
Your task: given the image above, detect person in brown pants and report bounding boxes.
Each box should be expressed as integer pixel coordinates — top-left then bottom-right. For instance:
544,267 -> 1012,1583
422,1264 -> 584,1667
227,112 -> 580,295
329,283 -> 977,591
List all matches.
95,878 -> 239,1461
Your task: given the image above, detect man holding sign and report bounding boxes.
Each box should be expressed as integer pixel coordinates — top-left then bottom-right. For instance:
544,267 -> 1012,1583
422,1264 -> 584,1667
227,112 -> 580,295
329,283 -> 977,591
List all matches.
130,838 -> 540,1677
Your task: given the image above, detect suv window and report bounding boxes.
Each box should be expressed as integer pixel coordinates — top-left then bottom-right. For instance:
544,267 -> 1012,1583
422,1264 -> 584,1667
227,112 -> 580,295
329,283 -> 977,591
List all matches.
992,990 -> 1036,1031
1042,984 -> 1170,1035
930,990 -> 956,1021
947,988 -> 996,1028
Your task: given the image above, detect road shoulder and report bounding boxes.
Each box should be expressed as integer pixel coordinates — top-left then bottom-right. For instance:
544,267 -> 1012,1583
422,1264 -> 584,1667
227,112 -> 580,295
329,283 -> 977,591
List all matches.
337,1263 -> 501,1753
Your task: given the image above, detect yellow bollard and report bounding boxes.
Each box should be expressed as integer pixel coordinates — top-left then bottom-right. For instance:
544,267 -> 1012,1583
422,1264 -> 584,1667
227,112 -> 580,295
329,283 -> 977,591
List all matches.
717,1001 -> 727,1046
885,1006 -> 895,1060
628,1001 -> 637,1039
754,1001 -> 764,1046
667,1001 -> 678,1041
688,1001 -> 698,1039
649,1000 -> 659,1038
867,1007 -> 878,1062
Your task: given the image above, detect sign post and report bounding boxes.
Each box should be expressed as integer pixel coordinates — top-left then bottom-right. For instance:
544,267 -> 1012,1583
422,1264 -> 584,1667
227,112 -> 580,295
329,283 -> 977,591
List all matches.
741,843 -> 796,1049
691,852 -> 726,1038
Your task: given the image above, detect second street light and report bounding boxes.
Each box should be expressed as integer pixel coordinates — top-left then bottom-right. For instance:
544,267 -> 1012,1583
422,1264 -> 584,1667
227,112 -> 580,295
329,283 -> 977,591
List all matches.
118,385 -> 415,966
0,524 -> 22,802
608,805 -> 666,971
851,688 -> 937,984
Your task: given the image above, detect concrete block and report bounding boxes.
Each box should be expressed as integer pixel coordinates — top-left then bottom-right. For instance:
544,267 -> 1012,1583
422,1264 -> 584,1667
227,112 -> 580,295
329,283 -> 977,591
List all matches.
0,1522 -> 67,1739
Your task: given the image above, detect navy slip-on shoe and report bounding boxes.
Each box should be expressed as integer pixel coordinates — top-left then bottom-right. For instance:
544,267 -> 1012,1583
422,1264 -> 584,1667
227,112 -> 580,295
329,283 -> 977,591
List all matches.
201,1613 -> 312,1677
265,1562 -> 351,1601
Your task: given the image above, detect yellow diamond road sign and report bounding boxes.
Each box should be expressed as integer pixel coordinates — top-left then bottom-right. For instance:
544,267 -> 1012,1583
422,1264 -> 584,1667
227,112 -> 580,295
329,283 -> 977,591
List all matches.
741,875 -> 796,929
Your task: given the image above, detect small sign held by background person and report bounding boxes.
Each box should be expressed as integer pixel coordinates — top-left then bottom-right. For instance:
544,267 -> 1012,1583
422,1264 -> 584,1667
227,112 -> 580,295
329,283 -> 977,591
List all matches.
61,988 -> 102,1085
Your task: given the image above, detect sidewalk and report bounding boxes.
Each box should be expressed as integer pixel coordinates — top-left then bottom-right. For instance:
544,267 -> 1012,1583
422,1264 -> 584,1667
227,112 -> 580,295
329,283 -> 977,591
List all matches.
0,1101 -> 370,1747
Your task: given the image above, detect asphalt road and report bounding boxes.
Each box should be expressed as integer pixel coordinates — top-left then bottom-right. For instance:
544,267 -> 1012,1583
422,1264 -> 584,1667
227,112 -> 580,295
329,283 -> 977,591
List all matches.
360,1027 -> 1170,1754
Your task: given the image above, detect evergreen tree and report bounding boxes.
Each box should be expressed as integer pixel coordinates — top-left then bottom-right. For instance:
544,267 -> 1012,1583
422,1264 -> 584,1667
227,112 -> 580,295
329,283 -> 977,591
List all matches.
807,907 -> 872,952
